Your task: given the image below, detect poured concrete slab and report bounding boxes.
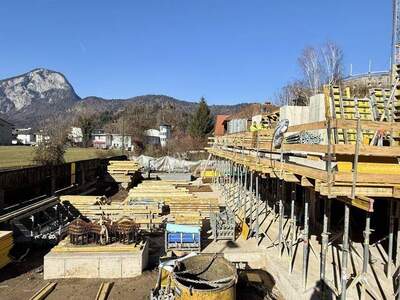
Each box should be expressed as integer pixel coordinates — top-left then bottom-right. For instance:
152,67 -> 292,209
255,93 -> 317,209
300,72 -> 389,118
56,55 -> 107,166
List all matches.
44,240 -> 148,279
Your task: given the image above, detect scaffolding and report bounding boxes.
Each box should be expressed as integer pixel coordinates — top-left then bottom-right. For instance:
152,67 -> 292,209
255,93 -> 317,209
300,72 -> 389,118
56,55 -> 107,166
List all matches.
208,83 -> 400,299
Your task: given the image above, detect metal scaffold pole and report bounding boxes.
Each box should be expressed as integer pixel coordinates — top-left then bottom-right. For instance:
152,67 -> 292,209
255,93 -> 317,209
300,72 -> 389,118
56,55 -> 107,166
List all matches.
278,180 -> 284,257
289,182 -> 296,273
361,213 -> 372,299
320,197 -> 331,296
249,171 -> 254,232
238,165 -> 242,211
340,203 -> 350,300
255,174 -> 260,241
243,166 -> 248,217
303,188 -> 309,290
388,200 -> 395,278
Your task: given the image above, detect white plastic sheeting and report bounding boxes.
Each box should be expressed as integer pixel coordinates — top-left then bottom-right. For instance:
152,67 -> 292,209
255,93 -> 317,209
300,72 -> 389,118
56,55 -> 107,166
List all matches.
132,155 -> 214,173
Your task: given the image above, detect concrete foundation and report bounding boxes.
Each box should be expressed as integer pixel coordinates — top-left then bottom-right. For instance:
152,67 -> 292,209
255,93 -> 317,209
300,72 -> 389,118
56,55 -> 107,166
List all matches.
44,240 -> 148,279
202,238 -> 266,269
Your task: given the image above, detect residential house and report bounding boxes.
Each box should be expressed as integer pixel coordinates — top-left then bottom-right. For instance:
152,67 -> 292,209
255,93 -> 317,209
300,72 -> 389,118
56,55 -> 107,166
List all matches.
144,124 -> 171,147
111,134 -> 132,150
15,128 -> 36,145
159,124 -> 171,147
144,129 -> 161,146
69,127 -> 83,144
92,130 -> 112,149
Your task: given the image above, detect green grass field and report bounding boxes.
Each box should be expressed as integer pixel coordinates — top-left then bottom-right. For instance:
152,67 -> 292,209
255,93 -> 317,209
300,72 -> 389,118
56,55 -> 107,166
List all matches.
0,146 -> 121,169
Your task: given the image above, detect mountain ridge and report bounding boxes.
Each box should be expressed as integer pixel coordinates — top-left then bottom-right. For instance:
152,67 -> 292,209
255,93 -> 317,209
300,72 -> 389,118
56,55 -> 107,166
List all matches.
0,68 -> 254,129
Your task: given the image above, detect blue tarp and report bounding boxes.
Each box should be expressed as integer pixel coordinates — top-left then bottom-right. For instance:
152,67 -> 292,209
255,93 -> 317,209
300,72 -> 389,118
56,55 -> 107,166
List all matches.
166,223 -> 200,234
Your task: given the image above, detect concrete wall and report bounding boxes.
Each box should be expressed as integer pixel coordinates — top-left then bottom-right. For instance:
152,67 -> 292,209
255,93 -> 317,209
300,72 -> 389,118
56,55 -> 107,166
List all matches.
308,94 -> 326,123
280,95 -> 328,144
44,241 -> 149,279
279,106 -> 310,126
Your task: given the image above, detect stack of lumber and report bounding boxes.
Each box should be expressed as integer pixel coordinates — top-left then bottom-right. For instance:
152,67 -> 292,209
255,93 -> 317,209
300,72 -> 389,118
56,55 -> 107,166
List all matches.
0,231 -> 13,269
127,181 -> 220,218
168,197 -> 219,217
174,212 -> 203,225
60,195 -> 165,231
107,160 -> 141,187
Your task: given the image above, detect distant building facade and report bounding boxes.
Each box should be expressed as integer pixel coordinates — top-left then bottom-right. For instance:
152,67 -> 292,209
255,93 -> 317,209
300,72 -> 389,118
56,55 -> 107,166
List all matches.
111,134 -> 132,150
144,124 -> 171,147
92,130 -> 112,149
0,118 -> 14,145
69,127 -> 83,144
15,128 -> 35,145
92,130 -> 134,151
159,124 -> 171,147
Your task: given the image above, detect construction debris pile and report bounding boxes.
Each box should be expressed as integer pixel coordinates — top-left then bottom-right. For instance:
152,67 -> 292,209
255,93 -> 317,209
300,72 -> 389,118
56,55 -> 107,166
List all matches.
0,231 -> 13,269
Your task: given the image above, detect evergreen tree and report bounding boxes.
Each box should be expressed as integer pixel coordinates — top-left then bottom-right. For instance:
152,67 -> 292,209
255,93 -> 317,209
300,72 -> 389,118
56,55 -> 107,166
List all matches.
188,97 -> 214,138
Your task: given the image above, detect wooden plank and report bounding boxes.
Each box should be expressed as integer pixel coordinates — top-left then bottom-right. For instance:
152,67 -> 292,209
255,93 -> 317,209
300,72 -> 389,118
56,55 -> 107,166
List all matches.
337,196 -> 374,212
29,282 -> 57,300
301,176 -> 314,187
286,121 -> 327,133
335,119 -> 400,132
95,282 -> 113,300
319,185 -> 393,197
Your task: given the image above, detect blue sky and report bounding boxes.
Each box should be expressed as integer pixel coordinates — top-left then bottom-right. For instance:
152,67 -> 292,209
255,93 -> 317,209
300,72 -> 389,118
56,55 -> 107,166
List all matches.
0,1 -> 392,104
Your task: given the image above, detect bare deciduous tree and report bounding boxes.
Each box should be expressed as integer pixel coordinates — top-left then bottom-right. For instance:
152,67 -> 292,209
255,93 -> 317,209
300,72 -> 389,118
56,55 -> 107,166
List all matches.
34,117 -> 69,166
321,41 -> 343,85
298,46 -> 322,95
275,80 -> 311,106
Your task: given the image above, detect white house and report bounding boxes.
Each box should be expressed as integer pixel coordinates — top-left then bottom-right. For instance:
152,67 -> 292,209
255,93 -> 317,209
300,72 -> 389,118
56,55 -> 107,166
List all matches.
15,128 -> 35,145
35,132 -> 50,145
0,118 -> 14,145
144,124 -> 171,147
145,129 -> 161,146
111,134 -> 132,150
159,124 -> 171,147
92,130 -> 112,149
69,127 -> 83,144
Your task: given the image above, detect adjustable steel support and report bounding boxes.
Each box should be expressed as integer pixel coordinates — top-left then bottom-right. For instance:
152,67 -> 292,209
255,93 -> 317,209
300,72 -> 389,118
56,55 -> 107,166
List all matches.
249,171 -> 254,232
302,188 -> 310,290
243,166 -> 248,217
255,174 -> 260,241
320,197 -> 331,296
388,200 -> 395,278
347,212 -> 378,300
289,182 -> 296,273
340,203 -> 350,300
278,180 -> 284,257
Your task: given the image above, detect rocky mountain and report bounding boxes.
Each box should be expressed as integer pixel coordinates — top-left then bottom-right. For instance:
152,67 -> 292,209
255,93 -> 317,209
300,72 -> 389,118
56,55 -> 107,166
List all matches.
0,68 -> 251,129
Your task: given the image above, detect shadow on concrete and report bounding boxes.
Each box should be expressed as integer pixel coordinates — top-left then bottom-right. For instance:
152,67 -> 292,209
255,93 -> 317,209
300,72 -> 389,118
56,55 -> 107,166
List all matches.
237,269 -> 282,300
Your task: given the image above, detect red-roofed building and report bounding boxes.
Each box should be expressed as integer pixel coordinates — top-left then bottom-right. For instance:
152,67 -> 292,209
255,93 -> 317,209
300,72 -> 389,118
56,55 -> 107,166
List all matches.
214,115 -> 229,136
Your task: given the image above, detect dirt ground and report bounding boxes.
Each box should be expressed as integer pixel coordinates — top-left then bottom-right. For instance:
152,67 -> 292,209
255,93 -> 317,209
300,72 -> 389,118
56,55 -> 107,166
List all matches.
0,245 -> 158,300
0,240 -> 282,300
